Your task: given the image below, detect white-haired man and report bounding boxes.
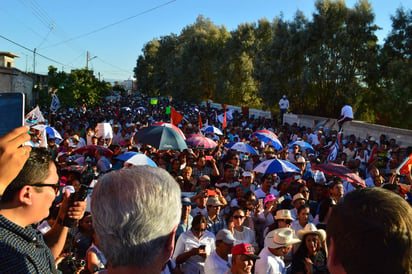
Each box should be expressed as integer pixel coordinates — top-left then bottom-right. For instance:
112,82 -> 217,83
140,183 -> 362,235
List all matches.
91,166 -> 182,273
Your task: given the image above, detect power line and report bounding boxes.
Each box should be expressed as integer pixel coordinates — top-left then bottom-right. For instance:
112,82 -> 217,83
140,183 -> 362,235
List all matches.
42,0 -> 177,49
0,34 -> 74,69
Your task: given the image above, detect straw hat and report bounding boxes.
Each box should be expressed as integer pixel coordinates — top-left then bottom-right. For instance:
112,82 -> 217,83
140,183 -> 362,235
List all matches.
297,223 -> 326,242
265,228 -> 301,249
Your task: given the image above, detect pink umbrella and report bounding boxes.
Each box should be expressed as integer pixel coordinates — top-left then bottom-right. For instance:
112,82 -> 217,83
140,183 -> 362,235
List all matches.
312,163 -> 365,187
186,134 -> 217,149
152,122 -> 186,140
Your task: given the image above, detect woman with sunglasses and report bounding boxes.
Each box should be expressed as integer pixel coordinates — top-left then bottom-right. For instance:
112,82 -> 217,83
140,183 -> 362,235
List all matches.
229,207 -> 259,253
173,215 -> 216,274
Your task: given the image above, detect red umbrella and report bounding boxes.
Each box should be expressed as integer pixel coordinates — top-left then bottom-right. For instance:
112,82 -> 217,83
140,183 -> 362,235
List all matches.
152,122 -> 186,140
253,129 -> 278,139
312,163 -> 365,187
186,134 -> 217,149
72,145 -> 114,158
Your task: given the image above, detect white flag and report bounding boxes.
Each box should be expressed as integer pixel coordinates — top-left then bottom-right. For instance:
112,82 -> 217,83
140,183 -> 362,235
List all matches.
50,94 -> 61,112
25,106 -> 45,126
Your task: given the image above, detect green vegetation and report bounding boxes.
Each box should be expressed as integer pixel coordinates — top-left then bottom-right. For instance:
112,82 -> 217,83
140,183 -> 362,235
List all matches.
134,0 -> 411,129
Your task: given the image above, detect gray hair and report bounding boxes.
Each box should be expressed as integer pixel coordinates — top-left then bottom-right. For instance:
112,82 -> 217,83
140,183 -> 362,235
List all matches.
91,166 -> 181,268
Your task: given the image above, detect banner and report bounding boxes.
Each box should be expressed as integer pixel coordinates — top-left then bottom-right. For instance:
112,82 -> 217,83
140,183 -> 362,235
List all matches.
150,98 -> 158,105
25,106 -> 45,126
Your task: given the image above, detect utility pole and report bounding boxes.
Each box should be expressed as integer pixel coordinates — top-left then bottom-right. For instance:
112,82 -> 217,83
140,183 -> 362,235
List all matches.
86,50 -> 97,70
33,48 -> 36,74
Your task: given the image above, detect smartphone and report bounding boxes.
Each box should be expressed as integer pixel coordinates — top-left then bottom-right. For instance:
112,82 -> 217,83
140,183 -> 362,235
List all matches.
207,189 -> 216,196
199,245 -> 206,251
205,156 -> 213,161
0,92 -> 25,137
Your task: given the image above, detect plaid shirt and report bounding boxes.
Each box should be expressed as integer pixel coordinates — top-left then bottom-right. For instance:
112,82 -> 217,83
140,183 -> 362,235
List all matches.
0,214 -> 59,273
206,215 -> 227,235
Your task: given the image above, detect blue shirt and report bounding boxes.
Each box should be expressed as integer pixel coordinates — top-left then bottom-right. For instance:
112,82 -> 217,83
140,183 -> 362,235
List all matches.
0,214 -> 59,273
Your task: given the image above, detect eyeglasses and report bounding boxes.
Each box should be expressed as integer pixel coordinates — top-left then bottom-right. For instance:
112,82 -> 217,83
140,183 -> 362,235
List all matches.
278,219 -> 292,224
301,190 -> 310,193
31,182 -> 61,194
233,215 -> 245,219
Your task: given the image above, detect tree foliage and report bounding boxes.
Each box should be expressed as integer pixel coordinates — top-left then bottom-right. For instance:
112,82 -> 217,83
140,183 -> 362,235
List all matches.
134,2 -> 411,129
42,66 -> 111,108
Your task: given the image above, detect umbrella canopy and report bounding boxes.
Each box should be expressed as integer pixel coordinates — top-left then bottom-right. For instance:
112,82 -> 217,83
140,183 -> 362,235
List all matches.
252,131 -> 283,150
288,141 -> 315,152
312,163 -> 366,187
186,134 -> 217,149
32,125 -> 62,139
61,165 -> 85,174
152,122 -> 186,140
135,125 -> 188,151
116,152 -> 157,167
253,159 -> 300,174
72,145 -> 114,157
201,126 -> 223,135
225,142 -> 258,155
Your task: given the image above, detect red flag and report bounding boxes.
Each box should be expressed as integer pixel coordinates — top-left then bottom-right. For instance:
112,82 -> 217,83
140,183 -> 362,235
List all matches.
222,105 -> 227,129
199,113 -> 202,129
171,107 -> 183,126
398,153 -> 412,175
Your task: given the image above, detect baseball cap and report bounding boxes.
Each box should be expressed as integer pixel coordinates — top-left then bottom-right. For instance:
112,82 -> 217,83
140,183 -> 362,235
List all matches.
231,243 -> 260,259
181,196 -> 196,207
216,229 -> 235,244
242,171 -> 252,177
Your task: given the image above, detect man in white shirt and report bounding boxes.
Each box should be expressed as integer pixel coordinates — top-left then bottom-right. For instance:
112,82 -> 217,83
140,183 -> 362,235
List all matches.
278,95 -> 290,123
204,229 -> 235,274
255,228 -> 301,274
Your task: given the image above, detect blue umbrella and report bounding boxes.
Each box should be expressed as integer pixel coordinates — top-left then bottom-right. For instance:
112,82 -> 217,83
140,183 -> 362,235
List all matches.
225,142 -> 259,155
201,126 -> 223,135
32,124 -> 62,139
288,141 -> 315,152
116,152 -> 157,167
253,159 -> 300,174
252,131 -> 283,150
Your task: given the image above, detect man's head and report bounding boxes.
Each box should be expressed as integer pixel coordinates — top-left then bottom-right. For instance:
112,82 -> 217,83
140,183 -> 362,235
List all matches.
329,179 -> 344,201
215,229 -> 235,260
91,166 -> 181,269
327,188 -> 412,274
207,196 -> 223,216
231,243 -> 260,274
265,228 -> 301,256
0,148 -> 59,225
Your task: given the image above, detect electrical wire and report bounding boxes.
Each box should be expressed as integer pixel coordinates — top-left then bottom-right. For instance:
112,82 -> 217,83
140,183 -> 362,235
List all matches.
42,0 -> 177,49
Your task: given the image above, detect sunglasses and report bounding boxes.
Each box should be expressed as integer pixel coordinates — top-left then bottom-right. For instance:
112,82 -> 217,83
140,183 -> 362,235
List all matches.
279,219 -> 292,224
301,190 -> 310,193
31,182 -> 61,194
233,215 -> 245,219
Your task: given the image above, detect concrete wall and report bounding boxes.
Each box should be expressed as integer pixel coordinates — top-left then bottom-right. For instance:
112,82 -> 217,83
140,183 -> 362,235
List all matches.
284,113 -> 412,147
0,67 -> 34,109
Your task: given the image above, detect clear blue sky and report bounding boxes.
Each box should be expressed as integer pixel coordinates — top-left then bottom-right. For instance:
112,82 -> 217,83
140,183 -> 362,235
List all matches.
0,0 -> 409,82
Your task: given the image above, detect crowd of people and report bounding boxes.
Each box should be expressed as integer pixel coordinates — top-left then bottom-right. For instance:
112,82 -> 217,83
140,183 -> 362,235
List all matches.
0,92 -> 411,274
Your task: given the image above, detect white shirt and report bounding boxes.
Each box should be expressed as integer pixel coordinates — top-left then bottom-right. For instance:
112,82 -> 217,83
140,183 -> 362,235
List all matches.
233,226 -> 258,250
204,251 -> 231,274
254,188 -> 279,200
255,247 -> 286,274
279,98 -> 289,110
173,230 -> 216,274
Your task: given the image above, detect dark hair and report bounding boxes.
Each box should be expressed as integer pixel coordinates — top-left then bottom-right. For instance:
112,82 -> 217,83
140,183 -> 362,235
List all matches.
318,198 -> 334,223
1,148 -> 53,203
191,214 -> 207,228
327,188 -> 412,274
297,204 -> 310,214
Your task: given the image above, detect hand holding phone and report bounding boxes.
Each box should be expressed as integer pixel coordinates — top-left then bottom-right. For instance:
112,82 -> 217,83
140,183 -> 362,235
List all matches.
0,92 -> 25,137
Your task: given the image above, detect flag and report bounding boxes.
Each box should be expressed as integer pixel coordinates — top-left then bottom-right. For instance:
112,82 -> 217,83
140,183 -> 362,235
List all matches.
171,107 -> 183,126
397,153 -> 412,175
199,113 -> 202,130
50,94 -> 61,112
25,106 -> 45,126
328,131 -> 341,162
166,106 -> 171,115
222,110 -> 227,129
